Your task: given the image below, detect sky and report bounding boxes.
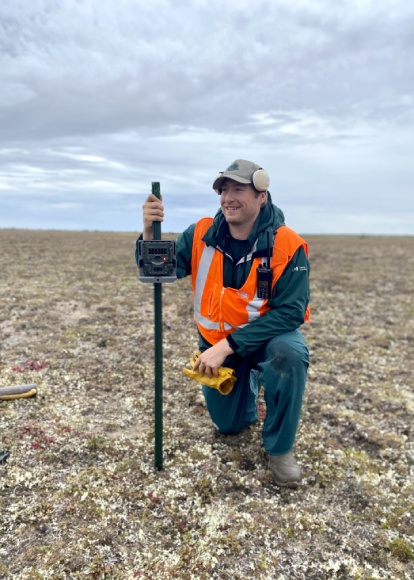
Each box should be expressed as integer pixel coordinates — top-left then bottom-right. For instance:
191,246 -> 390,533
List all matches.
1,0 -> 413,235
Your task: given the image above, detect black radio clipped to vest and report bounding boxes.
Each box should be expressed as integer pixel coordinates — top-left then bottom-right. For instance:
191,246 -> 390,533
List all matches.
256,229 -> 273,299
257,265 -> 273,299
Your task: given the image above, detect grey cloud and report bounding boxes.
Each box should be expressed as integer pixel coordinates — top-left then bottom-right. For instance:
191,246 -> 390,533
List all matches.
0,0 -> 413,234
2,0 -> 413,143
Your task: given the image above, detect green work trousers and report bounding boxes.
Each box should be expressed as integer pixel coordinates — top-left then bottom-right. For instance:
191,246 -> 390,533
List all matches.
201,330 -> 309,455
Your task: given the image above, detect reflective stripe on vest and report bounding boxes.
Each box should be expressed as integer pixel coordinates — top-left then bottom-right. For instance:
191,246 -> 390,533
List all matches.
194,245 -> 233,332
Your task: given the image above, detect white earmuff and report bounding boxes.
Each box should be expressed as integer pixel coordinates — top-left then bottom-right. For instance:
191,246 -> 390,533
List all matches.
252,169 -> 270,192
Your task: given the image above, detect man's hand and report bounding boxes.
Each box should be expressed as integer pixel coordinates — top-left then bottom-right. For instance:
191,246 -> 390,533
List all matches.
142,193 -> 164,240
193,339 -> 234,378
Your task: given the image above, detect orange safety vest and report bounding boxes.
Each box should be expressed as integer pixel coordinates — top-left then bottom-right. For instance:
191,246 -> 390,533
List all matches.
191,217 -> 310,344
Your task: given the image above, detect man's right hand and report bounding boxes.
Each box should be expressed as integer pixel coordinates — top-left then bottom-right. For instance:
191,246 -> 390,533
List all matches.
142,193 -> 164,240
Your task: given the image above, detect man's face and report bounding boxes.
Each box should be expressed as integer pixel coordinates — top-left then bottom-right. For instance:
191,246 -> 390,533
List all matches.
219,179 -> 266,228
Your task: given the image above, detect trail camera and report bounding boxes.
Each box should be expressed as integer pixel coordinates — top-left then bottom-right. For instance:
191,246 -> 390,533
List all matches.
138,239 -> 177,283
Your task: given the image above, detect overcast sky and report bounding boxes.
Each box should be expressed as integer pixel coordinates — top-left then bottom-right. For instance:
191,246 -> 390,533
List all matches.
1,0 -> 413,235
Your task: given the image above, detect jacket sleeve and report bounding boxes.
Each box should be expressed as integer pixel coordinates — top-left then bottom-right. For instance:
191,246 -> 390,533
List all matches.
226,246 -> 310,356
175,223 -> 196,279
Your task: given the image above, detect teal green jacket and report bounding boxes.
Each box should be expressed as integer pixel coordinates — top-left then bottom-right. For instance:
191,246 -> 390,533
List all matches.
173,195 -> 310,357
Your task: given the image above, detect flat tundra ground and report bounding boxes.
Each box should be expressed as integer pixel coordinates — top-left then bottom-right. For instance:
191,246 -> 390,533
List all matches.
0,229 -> 413,580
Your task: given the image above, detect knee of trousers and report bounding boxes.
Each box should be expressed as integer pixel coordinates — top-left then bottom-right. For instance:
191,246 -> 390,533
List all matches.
259,334 -> 309,391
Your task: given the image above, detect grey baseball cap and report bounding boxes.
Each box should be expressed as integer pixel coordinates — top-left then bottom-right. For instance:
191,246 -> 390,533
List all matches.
212,159 -> 268,191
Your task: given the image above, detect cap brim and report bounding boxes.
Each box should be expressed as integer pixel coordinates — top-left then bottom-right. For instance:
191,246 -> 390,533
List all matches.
212,172 -> 251,190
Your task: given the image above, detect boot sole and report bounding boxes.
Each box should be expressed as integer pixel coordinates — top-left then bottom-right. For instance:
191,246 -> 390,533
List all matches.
273,478 -> 301,488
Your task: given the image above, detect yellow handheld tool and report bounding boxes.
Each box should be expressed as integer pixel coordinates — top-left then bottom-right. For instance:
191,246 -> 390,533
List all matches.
182,351 -> 237,395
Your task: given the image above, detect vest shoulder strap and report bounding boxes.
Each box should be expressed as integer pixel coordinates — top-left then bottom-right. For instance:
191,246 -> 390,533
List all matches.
274,225 -> 309,258
194,217 -> 214,242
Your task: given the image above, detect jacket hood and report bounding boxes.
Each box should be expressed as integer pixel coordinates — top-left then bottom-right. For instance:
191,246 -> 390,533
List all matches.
203,192 -> 285,253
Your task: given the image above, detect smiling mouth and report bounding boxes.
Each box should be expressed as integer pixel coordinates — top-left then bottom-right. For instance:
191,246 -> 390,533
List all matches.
225,206 -> 241,211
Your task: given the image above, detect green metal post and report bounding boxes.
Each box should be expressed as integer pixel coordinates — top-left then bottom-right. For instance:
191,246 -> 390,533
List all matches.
152,182 -> 163,470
